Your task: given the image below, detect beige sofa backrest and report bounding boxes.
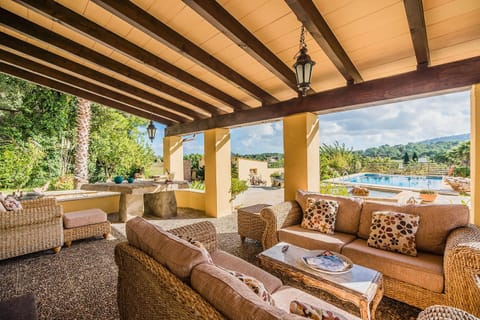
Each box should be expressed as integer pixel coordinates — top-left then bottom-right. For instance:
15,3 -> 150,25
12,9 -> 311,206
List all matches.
126,216 -> 212,280
296,190 -> 363,235
358,201 -> 470,255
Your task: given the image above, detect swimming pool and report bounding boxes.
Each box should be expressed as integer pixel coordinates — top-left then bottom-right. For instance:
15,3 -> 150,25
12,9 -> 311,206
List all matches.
342,173 -> 443,190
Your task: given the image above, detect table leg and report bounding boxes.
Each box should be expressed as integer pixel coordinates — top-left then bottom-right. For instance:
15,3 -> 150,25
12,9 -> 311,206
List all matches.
119,194 -> 127,222
359,299 -> 371,320
370,282 -> 384,320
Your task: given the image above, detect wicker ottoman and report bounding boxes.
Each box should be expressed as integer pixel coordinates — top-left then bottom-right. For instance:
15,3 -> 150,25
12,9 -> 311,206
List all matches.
237,204 -> 270,244
63,208 -> 111,247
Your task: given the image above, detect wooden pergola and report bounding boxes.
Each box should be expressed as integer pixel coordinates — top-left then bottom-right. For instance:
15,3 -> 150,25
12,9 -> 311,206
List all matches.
0,0 -> 479,220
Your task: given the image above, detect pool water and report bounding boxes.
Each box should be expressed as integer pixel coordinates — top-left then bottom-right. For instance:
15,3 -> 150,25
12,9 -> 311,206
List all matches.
344,173 -> 443,190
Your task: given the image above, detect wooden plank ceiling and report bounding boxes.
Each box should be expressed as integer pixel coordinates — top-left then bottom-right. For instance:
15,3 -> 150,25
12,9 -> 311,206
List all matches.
0,0 -> 479,135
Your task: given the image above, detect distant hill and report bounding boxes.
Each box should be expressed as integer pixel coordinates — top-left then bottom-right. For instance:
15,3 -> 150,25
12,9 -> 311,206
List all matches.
418,133 -> 469,144
356,134 -> 470,161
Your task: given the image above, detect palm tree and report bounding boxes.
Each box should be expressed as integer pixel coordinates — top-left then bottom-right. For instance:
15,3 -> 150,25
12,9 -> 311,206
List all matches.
74,98 -> 91,189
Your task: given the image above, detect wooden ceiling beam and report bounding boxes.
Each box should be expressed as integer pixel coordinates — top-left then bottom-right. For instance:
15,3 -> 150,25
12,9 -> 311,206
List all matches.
0,9 -> 223,116
0,49 -> 189,123
0,62 -> 173,125
182,0 -> 298,92
285,0 -> 363,85
15,0 -> 252,110
403,0 -> 430,69
166,56 -> 480,136
93,0 -> 278,107
0,33 -> 206,120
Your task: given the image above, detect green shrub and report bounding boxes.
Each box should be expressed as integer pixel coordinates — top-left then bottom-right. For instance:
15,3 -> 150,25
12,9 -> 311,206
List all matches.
319,183 -> 349,196
51,174 -> 75,190
190,180 -> 205,190
230,178 -> 248,201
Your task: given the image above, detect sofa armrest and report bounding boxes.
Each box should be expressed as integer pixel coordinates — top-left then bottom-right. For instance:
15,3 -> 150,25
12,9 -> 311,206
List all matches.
115,242 -> 225,320
444,224 -> 480,317
20,197 -> 57,209
0,205 -> 63,230
260,201 -> 302,249
168,221 -> 217,253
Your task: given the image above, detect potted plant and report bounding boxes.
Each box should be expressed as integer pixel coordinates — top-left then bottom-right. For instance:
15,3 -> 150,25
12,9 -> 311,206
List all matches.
419,189 -> 437,202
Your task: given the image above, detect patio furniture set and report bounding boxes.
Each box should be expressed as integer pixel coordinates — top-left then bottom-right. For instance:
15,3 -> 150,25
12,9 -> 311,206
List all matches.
0,197 -> 111,260
117,212 -> 479,320
237,190 -> 480,317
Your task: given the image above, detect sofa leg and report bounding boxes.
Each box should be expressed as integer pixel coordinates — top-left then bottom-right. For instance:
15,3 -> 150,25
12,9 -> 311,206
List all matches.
65,241 -> 72,247
240,236 -> 246,242
103,232 -> 109,239
53,246 -> 61,254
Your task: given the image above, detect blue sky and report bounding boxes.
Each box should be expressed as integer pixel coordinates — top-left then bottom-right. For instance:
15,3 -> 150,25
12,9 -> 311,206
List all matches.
148,90 -> 470,155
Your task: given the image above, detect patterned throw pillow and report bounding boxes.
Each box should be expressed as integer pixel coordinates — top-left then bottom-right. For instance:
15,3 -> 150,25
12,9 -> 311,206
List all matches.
290,300 -> 346,320
177,235 -> 213,264
367,211 -> 420,256
2,196 -> 22,211
301,198 -> 339,234
222,267 -> 275,306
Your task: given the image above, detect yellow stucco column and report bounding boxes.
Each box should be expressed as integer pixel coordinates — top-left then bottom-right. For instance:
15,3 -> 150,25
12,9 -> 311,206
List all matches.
163,136 -> 184,181
283,112 -> 320,201
471,84 -> 480,225
204,128 -> 231,217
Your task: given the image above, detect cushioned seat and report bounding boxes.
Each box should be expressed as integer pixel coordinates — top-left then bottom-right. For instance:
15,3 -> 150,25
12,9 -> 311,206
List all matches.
342,239 -> 444,293
211,250 -> 282,294
63,208 -> 110,247
278,225 -> 356,252
63,208 -> 107,229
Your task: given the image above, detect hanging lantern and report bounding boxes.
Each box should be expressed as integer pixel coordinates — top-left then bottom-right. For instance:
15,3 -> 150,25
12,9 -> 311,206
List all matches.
147,120 -> 157,143
293,25 -> 315,97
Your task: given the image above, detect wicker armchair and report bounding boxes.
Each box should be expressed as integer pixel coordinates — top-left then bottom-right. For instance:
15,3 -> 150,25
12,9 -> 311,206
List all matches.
260,201 -> 480,315
0,197 -> 64,260
417,305 -> 479,320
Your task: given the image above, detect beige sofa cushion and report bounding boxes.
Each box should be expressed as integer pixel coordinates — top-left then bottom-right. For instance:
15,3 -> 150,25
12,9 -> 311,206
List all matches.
296,190 -> 363,234
272,286 -> 360,320
191,264 -> 302,320
358,202 -> 470,255
342,239 -> 444,293
211,250 -> 282,294
279,225 -> 356,252
63,208 -> 107,229
126,217 -> 211,280
358,202 -> 412,240
410,204 -> 469,255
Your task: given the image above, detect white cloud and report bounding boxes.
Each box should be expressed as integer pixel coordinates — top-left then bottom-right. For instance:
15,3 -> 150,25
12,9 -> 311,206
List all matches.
151,90 -> 470,155
319,91 -> 470,150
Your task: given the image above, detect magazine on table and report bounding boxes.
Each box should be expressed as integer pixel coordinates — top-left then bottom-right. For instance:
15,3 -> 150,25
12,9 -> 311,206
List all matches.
302,250 -> 351,273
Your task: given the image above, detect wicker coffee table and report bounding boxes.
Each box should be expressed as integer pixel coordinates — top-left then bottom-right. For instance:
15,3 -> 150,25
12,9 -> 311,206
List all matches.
258,242 -> 383,320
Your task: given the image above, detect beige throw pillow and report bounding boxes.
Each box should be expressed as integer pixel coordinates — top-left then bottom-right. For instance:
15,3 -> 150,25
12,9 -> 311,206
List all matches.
301,198 -> 339,234
367,211 -> 420,256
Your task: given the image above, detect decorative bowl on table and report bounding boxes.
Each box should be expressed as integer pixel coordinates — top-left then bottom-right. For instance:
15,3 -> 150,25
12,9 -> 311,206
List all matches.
114,176 -> 124,184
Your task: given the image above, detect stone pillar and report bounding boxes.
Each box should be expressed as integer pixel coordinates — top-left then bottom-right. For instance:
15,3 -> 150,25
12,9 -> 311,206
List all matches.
471,84 -> 480,225
283,113 -> 320,201
163,136 -> 184,181
204,128 -> 231,217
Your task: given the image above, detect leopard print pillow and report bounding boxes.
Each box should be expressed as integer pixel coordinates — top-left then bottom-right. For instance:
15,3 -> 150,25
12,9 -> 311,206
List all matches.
222,267 -> 275,306
367,211 -> 420,256
301,198 -> 339,234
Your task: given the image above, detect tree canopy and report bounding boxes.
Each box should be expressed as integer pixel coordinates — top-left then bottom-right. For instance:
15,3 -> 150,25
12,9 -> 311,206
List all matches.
0,73 -> 155,189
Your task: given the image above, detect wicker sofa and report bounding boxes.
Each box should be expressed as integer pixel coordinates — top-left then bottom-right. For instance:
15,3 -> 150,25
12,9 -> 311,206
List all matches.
0,198 -> 64,260
116,217 -> 361,320
260,190 -> 480,315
